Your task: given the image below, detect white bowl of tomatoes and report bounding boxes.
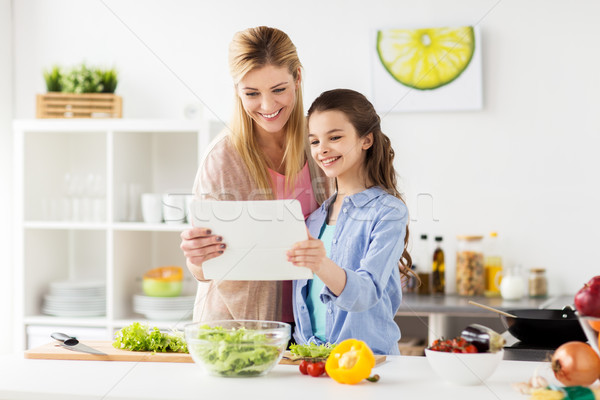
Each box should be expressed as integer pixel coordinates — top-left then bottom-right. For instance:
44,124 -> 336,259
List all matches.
425,336 -> 504,386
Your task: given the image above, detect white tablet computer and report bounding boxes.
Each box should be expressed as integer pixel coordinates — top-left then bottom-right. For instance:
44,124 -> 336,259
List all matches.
189,199 -> 313,281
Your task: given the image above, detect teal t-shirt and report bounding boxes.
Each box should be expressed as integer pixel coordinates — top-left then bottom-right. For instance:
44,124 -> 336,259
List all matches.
306,223 -> 335,341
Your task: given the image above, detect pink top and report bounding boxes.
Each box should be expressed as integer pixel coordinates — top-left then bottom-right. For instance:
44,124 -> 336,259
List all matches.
269,162 -> 319,322
268,161 -> 319,218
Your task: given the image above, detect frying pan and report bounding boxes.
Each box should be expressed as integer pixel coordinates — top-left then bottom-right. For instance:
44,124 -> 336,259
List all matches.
500,308 -> 587,346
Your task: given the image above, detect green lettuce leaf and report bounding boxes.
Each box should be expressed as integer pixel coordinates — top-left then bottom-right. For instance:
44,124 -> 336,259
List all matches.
113,322 -> 188,353
289,342 -> 336,359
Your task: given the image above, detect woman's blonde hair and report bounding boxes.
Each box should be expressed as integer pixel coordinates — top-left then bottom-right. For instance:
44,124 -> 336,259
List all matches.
228,26 -> 305,198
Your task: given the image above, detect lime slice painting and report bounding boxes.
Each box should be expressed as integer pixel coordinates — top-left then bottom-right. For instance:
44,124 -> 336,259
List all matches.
373,25 -> 482,112
377,26 -> 475,90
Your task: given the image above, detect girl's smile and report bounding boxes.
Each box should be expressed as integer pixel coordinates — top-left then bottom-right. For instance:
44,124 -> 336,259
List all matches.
320,156 -> 341,167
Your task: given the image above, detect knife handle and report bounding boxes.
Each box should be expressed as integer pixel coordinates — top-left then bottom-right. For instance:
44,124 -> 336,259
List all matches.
51,332 -> 79,346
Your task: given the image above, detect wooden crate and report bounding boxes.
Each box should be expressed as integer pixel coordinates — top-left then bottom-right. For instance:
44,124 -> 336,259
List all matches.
36,92 -> 122,118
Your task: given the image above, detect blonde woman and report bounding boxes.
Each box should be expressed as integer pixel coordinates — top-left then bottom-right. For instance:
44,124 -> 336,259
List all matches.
180,26 -> 332,323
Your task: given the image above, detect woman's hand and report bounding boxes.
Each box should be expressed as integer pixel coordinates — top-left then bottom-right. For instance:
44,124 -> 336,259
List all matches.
286,233 -> 328,274
180,227 -> 226,280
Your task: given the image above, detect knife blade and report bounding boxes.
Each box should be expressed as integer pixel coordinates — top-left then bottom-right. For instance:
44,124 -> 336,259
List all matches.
51,332 -> 108,356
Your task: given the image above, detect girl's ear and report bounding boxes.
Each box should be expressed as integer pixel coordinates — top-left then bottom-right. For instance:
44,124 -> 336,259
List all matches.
362,132 -> 374,150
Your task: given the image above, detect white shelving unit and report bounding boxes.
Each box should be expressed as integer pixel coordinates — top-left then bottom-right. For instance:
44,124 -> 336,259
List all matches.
13,119 -> 209,350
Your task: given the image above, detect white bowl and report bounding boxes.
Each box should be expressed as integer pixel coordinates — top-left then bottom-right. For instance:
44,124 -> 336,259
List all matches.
425,349 -> 504,386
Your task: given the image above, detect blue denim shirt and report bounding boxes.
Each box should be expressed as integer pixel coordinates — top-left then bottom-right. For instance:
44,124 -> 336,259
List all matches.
292,186 -> 407,355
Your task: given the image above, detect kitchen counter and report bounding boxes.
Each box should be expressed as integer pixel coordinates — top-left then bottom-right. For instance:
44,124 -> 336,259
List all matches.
398,293 -> 574,314
397,293 -> 574,346
0,354 -> 558,400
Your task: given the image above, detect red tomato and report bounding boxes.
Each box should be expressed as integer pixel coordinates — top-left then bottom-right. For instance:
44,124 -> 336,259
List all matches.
299,360 -> 309,375
464,345 -> 478,353
307,361 -> 325,377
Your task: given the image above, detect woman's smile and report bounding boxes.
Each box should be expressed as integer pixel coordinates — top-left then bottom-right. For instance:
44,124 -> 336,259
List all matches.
259,108 -> 282,120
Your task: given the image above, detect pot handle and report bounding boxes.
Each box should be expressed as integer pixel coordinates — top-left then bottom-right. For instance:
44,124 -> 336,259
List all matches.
561,304 -> 577,317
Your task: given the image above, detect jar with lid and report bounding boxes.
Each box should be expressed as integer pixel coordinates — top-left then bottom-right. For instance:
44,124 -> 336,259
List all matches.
456,235 -> 485,296
528,268 -> 548,298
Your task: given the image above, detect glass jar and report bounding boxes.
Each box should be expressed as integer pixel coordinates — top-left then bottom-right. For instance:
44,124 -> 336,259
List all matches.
456,235 -> 485,296
528,268 -> 548,298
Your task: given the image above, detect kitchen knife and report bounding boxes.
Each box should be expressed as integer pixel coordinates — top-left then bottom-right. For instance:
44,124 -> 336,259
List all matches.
51,332 -> 108,356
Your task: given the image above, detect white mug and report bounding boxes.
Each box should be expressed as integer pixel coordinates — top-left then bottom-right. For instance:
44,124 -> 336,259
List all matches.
162,193 -> 186,225
141,193 -> 163,223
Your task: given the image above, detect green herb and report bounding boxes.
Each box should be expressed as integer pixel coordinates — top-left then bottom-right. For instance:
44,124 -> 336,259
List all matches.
289,342 -> 336,359
99,68 -> 118,93
113,322 -> 188,353
43,66 -> 62,92
60,64 -> 103,94
189,325 -> 281,377
41,63 -> 119,94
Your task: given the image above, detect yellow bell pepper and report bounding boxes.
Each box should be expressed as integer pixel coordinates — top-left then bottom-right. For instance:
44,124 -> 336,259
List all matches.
325,339 -> 375,385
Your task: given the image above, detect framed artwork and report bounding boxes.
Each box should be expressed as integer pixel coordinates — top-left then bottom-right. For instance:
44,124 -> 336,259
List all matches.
372,25 -> 482,112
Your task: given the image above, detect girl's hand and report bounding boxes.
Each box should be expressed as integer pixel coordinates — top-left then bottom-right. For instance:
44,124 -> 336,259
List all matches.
180,227 -> 226,279
286,233 -> 328,273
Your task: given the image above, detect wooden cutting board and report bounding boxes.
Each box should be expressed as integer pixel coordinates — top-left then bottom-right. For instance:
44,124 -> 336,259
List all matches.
25,341 -> 193,363
25,341 -> 386,365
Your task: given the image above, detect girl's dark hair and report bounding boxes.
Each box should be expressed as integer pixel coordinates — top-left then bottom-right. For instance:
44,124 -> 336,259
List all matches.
307,89 -> 413,279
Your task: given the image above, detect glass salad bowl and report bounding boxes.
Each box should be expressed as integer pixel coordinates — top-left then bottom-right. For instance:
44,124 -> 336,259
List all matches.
185,320 -> 290,377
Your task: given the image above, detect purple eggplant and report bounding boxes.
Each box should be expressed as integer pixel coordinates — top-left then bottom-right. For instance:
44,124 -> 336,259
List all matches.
460,324 -> 505,353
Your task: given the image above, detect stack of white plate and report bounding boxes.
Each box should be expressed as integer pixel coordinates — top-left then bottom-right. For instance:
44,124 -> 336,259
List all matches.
133,294 -> 194,321
42,281 -> 106,317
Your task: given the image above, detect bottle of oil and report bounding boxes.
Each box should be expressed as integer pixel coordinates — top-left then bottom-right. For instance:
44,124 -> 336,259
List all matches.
484,231 -> 503,297
431,236 -> 445,294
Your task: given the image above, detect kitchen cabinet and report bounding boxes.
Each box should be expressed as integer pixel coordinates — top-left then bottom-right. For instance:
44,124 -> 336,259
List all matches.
13,119 -> 210,350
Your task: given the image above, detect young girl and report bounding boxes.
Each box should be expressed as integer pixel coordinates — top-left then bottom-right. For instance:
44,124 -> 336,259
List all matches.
286,89 -> 411,355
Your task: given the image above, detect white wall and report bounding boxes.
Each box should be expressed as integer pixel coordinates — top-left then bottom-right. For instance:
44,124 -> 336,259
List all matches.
0,0 -> 13,354
12,0 -> 600,297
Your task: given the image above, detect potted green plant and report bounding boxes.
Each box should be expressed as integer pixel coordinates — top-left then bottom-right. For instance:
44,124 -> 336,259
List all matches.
42,63 -> 119,93
38,63 -> 121,118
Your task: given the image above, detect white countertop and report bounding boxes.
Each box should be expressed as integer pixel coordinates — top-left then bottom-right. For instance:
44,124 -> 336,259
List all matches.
398,293 -> 574,314
0,354 -> 559,400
